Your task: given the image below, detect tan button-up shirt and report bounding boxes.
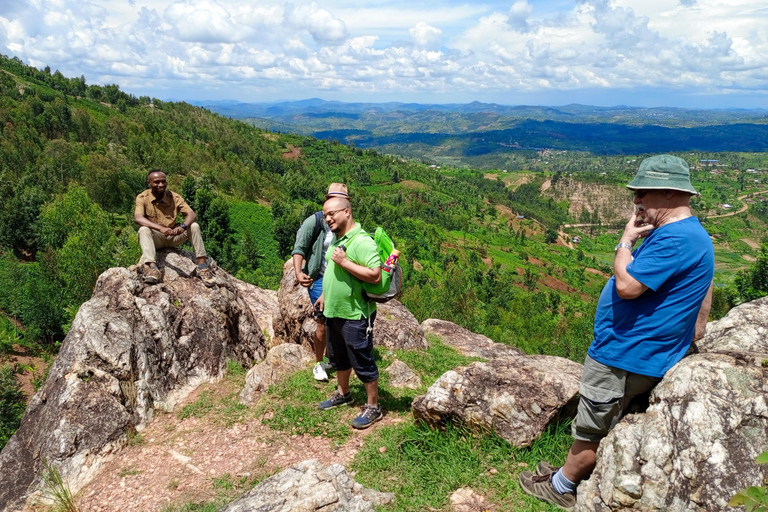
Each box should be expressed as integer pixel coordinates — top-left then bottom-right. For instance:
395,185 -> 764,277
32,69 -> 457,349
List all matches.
134,190 -> 192,228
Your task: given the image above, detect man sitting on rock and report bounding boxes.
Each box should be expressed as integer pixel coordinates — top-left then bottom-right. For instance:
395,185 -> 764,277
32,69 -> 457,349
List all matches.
520,155 -> 714,511
315,195 -> 383,429
134,170 -> 215,287
291,183 -> 348,381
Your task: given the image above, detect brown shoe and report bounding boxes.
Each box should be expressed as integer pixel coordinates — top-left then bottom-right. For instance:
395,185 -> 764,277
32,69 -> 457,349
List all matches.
536,460 -> 559,476
197,265 -> 215,287
519,471 -> 575,511
144,266 -> 161,284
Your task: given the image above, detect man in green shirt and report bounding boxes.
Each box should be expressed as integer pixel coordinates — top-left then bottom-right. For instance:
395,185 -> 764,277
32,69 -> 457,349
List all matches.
315,196 -> 383,429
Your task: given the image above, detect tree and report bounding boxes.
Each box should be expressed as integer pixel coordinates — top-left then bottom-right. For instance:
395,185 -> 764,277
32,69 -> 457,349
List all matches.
0,365 -> 26,450
734,244 -> 768,303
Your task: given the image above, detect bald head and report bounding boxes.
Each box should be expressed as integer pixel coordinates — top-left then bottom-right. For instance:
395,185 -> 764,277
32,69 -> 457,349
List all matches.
325,196 -> 351,211
323,197 -> 353,234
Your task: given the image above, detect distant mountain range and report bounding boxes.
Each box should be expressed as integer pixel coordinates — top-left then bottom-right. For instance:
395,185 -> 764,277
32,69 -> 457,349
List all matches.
188,98 -> 768,158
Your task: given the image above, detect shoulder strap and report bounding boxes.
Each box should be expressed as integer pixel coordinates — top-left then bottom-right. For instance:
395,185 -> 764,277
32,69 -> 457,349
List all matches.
309,211 -> 323,246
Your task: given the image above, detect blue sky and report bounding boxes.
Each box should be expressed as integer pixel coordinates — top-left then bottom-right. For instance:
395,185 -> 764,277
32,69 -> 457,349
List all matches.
1,0 -> 767,108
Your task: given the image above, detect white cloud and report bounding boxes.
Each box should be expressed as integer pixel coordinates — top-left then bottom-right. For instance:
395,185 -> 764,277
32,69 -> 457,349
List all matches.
508,0 -> 533,31
285,2 -> 347,43
0,0 -> 766,106
163,0 -> 252,43
409,22 -> 441,50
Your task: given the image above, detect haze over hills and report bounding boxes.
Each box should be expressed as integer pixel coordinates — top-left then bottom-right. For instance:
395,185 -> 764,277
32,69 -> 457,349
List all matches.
189,99 -> 768,163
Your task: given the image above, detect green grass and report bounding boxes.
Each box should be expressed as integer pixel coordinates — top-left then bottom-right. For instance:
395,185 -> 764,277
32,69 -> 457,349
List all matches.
162,464 -> 276,512
351,420 -> 572,512
393,335 -> 484,389
41,459 -> 80,512
176,367 -> 251,427
178,390 -> 217,420
161,500 -> 227,512
257,369 -> 353,442
256,338 -> 483,442
119,466 -> 141,478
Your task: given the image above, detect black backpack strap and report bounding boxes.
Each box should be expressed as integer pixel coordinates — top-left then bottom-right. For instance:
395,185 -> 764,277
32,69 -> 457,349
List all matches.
310,211 -> 323,246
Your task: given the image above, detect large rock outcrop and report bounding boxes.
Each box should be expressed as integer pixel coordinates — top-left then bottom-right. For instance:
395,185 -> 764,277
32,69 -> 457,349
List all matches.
0,251 -> 268,512
274,261 -> 428,351
240,343 -> 313,404
421,318 -> 524,359
273,260 -> 317,348
374,299 -> 428,350
218,459 -> 394,512
233,278 -> 279,347
412,354 -> 583,447
577,297 -> 768,511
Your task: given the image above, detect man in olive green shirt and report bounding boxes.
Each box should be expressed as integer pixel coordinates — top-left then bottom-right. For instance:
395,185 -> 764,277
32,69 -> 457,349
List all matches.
315,196 -> 383,429
291,184 -> 348,382
134,170 -> 214,287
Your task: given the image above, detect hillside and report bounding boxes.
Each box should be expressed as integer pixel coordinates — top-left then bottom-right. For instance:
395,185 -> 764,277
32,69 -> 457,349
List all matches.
191,99 -> 768,162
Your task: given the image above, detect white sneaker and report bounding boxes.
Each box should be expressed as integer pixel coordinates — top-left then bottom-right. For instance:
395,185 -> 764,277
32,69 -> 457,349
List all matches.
313,363 -> 329,381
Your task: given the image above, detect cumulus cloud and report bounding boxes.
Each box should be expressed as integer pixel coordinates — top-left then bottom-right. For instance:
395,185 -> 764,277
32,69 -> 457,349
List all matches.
508,0 -> 533,31
409,22 -> 441,50
0,0 -> 766,105
285,2 -> 347,44
163,0 -> 252,43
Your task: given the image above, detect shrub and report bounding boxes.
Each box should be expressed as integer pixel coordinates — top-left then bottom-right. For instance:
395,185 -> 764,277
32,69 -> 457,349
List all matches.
0,364 -> 26,450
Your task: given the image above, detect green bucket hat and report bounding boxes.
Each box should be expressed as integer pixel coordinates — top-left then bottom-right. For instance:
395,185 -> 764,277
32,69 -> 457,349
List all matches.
626,155 -> 698,195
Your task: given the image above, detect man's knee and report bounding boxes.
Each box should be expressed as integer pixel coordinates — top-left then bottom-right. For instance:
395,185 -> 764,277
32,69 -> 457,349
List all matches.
138,226 -> 152,238
571,395 -> 621,442
189,222 -> 201,234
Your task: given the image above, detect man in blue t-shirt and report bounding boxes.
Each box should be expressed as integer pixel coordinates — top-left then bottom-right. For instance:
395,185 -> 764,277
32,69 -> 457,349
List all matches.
521,155 -> 714,511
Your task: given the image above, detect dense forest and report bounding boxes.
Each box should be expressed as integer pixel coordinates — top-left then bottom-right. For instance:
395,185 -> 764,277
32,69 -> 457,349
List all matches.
2,54 -> 768,450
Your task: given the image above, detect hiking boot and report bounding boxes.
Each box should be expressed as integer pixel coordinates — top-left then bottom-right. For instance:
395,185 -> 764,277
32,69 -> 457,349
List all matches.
313,362 -> 329,381
519,471 -> 575,511
318,390 -> 353,410
536,460 -> 559,476
197,265 -> 215,287
351,404 -> 383,429
144,266 -> 161,284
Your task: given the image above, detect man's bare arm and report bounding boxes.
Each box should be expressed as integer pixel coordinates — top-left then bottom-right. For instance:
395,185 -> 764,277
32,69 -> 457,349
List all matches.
693,281 -> 714,341
181,210 -> 197,227
614,211 -> 654,299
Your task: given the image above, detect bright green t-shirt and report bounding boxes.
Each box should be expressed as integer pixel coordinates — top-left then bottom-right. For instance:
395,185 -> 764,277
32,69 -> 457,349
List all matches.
322,223 -> 381,319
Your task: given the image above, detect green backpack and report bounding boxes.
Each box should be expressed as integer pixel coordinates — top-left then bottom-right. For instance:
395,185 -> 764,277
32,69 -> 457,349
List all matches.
346,227 -> 402,303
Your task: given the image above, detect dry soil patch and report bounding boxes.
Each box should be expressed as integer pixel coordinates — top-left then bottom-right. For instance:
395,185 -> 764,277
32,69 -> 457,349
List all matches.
75,377 -> 400,512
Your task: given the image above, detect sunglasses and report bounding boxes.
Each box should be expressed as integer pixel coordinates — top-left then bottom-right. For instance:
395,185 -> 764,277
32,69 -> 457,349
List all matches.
634,189 -> 649,199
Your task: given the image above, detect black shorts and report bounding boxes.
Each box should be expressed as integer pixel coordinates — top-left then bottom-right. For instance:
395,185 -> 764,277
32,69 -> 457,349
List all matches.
325,312 -> 378,383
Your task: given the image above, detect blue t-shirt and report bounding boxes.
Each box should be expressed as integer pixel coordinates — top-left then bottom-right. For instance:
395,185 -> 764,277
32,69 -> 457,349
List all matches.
588,217 -> 714,378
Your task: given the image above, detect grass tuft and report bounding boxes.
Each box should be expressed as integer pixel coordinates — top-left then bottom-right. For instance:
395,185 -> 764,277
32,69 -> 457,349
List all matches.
40,459 -> 80,512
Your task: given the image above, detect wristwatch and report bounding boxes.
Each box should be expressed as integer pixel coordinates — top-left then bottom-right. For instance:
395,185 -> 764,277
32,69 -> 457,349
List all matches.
614,242 -> 633,252
180,223 -> 188,230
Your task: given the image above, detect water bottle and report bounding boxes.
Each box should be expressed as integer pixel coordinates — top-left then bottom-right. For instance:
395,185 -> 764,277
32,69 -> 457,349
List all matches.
383,249 -> 400,273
